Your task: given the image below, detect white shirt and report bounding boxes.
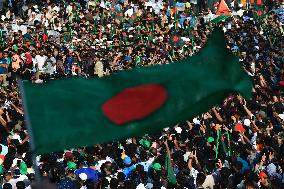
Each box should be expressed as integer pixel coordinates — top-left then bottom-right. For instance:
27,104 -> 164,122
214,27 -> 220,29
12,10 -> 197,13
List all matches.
17,175 -> 29,182
202,174 -> 215,189
95,61 -> 104,78
66,5 -> 73,14
34,55 -> 47,71
12,158 -> 22,168
1,144 -> 8,155
190,167 -> 199,185
124,8 -> 134,17
190,0 -> 197,5
3,178 -> 18,189
95,156 -> 113,171
136,157 -> 155,172
35,13 -> 43,22
53,6 -> 60,13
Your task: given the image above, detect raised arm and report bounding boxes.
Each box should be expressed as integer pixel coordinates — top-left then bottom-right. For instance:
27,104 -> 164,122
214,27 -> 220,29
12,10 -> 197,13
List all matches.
10,102 -> 24,115
212,107 -> 223,122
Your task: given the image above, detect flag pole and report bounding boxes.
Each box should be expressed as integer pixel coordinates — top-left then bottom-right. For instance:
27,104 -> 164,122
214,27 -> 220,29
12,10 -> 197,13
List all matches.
17,79 -> 41,182
215,128 -> 221,159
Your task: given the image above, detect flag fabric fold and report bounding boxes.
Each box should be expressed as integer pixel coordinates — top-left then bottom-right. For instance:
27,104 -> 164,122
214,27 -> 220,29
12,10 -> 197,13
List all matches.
22,29 -> 252,154
165,154 -> 177,185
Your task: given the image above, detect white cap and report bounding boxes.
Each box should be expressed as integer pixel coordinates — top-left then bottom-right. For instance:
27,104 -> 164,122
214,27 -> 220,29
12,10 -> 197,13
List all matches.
175,127 -> 182,134
79,173 -> 88,181
193,118 -> 200,125
278,114 -> 284,121
136,183 -> 146,189
244,119 -> 251,126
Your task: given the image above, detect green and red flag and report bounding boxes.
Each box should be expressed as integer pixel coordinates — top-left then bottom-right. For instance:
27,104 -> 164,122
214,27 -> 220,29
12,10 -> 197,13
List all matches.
0,30 -> 5,47
115,9 -> 124,22
211,15 -> 231,24
22,29 -> 251,154
170,34 -> 185,48
129,14 -> 138,25
42,28 -> 48,43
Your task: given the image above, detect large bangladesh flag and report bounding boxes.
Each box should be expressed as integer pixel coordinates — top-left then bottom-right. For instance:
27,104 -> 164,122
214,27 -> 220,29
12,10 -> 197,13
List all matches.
22,29 -> 251,154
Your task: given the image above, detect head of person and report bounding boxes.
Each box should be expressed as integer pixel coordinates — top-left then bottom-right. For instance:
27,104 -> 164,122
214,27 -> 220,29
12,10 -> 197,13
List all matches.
16,181 -> 25,189
259,171 -> 269,186
3,183 -> 12,189
3,171 -> 12,182
101,161 -> 113,176
196,172 -> 206,186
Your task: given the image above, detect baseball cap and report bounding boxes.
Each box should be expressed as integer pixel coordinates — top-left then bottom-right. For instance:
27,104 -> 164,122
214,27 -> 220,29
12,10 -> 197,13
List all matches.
259,171 -> 268,179
20,162 -> 28,175
151,163 -> 161,171
67,162 -> 77,170
207,137 -> 214,143
139,139 -> 151,149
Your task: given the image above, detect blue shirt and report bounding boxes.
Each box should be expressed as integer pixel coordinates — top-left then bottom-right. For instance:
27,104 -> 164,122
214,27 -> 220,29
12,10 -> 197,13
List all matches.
122,165 -> 135,179
66,56 -> 75,65
75,168 -> 99,182
0,58 -> 8,74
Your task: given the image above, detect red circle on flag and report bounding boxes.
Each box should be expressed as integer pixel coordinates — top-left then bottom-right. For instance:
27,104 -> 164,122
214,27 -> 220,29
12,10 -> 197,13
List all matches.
102,84 -> 168,125
173,36 -> 179,43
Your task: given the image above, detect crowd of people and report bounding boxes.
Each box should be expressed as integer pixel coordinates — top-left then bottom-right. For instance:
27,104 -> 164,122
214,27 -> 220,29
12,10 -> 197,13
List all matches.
0,0 -> 283,188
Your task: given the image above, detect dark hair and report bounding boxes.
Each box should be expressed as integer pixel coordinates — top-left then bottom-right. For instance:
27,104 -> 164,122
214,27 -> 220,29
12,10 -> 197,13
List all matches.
85,179 -> 96,189
196,173 -> 206,186
101,178 -> 109,188
3,183 -> 12,189
153,180 -> 162,189
117,172 -> 126,182
124,180 -> 136,189
139,150 -> 148,161
16,181 -> 25,189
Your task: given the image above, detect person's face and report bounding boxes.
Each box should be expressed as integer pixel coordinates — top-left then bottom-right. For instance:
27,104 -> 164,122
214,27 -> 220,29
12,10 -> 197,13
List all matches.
4,174 -> 12,181
260,176 -> 268,185
277,136 -> 282,145
245,184 -> 255,189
